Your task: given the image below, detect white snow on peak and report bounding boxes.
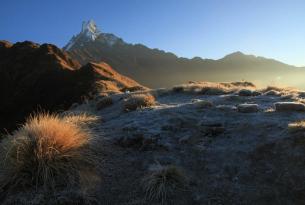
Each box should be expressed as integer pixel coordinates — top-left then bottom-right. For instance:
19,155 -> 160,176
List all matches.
63,20 -> 123,51
81,20 -> 101,41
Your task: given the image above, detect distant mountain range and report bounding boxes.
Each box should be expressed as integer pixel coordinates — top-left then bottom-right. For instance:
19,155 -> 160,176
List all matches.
64,20 -> 305,89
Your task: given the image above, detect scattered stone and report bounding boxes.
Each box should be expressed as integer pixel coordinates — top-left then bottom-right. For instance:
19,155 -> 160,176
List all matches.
193,99 -> 213,109
237,104 -> 259,113
216,105 -> 237,111
274,102 -> 305,112
201,87 -> 227,95
223,95 -> 243,102
280,94 -> 297,100
264,90 -> 281,96
252,91 -> 262,96
238,89 -> 253,96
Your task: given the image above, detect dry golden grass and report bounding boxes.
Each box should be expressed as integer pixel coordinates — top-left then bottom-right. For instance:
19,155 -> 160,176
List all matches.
62,113 -> 99,126
261,86 -> 299,97
142,164 -> 188,204
123,94 -> 156,111
172,81 -> 255,95
288,120 -> 305,145
0,113 -> 96,192
288,120 -> 305,132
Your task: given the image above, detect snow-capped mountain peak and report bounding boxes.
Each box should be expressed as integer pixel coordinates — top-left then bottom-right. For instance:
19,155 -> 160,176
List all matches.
63,20 -> 124,51
81,20 -> 101,41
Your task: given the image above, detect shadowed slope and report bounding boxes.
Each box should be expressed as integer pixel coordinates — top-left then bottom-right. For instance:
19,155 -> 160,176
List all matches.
0,41 -> 145,132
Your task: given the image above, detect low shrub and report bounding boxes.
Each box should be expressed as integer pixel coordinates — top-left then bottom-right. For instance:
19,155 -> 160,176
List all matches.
123,94 -> 156,111
142,164 -> 188,204
0,113 -> 96,193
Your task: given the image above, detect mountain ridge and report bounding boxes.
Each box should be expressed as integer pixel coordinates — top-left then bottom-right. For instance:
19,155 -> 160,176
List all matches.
64,20 -> 305,89
0,40 -> 145,132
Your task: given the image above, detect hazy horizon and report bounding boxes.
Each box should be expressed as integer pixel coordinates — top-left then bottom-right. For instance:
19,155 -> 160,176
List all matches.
1,0 -> 305,67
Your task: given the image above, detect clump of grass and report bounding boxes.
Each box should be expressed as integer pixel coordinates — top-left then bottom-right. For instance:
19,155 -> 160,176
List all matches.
121,86 -> 146,93
288,120 -> 305,133
229,81 -> 255,87
200,85 -> 229,95
261,86 -> 299,97
288,120 -> 305,145
262,86 -> 286,92
62,112 -> 99,126
0,113 -> 96,192
123,94 -> 156,111
142,164 -> 188,204
96,96 -> 113,110
171,81 -> 255,95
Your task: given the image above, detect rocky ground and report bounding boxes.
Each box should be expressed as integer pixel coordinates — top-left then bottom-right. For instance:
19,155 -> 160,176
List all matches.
3,82 -> 305,205
63,83 -> 305,205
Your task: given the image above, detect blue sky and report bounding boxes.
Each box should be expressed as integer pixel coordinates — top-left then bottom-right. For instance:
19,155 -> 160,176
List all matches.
1,0 -> 304,66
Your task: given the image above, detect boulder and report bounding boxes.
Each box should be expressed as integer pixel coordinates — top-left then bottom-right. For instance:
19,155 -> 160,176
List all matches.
274,102 -> 305,112
193,99 -> 213,108
252,91 -> 262,96
237,104 -> 259,113
264,90 -> 281,96
216,105 -> 237,111
238,89 -> 253,96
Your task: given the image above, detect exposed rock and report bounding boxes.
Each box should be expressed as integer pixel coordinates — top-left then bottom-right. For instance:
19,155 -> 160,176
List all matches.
193,99 -> 213,109
216,105 -> 237,111
238,89 -> 253,96
237,104 -> 259,113
222,95 -> 244,102
274,102 -> 305,112
252,91 -> 262,96
264,90 -> 281,96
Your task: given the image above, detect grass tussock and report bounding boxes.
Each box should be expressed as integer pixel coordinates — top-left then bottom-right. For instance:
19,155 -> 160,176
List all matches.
288,120 -> 305,145
172,81 -> 255,95
261,86 -> 300,97
288,120 -> 305,133
123,94 -> 156,111
96,96 -> 113,110
62,112 -> 99,126
0,113 -> 96,192
142,164 -> 188,204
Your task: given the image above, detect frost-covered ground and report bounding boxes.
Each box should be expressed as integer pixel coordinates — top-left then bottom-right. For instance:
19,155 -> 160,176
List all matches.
70,87 -> 305,205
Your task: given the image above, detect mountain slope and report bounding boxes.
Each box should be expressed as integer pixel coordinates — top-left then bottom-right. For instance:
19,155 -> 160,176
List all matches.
4,83 -> 305,204
0,40 -> 145,132
64,20 -> 305,89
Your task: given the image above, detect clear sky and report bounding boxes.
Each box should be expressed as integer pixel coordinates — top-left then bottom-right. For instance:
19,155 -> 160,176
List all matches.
1,0 -> 304,66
